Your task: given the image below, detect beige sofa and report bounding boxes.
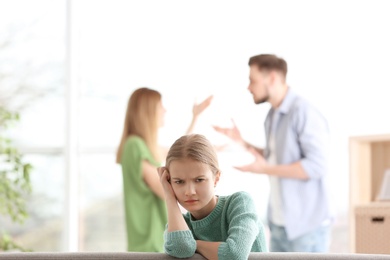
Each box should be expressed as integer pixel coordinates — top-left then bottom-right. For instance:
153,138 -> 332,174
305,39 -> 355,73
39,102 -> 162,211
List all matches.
1,252 -> 390,259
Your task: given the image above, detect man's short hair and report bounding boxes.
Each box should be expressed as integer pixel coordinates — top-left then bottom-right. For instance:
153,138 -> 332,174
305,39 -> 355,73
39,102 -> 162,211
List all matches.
248,54 -> 288,79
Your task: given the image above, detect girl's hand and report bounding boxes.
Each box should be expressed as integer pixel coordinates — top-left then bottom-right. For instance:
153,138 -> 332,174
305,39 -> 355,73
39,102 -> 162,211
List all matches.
157,166 -> 176,201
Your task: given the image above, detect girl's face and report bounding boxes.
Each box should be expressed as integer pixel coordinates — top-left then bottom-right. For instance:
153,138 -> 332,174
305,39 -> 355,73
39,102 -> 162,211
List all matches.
169,158 -> 220,220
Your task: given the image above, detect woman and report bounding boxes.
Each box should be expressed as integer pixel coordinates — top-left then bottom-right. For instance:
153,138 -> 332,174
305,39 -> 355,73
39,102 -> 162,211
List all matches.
116,87 -> 212,252
158,134 -> 268,259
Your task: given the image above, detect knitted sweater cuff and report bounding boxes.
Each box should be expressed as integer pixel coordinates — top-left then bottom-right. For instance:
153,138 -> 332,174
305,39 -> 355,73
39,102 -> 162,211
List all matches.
164,230 -> 196,258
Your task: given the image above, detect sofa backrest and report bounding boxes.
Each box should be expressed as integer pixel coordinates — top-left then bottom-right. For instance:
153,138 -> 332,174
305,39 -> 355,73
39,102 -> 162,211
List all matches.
1,252 -> 390,259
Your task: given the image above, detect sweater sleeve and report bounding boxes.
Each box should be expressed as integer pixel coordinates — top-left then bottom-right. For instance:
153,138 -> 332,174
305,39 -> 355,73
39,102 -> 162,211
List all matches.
164,229 -> 196,258
218,191 -> 264,259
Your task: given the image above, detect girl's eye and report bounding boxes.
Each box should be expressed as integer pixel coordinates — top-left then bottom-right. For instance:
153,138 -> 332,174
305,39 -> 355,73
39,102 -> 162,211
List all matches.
174,180 -> 183,184
196,178 -> 205,182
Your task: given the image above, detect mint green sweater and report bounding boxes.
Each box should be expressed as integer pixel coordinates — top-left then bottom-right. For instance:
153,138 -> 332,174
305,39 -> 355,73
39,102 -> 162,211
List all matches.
164,191 -> 268,259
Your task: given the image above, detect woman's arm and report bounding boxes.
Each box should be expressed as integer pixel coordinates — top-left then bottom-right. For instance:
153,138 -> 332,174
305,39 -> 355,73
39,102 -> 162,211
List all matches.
159,146 -> 169,162
158,96 -> 212,162
141,160 -> 165,200
158,167 -> 197,258
186,95 -> 213,135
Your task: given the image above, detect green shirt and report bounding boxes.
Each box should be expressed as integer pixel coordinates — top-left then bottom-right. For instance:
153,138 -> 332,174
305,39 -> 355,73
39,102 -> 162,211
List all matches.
121,136 -> 167,252
164,191 -> 268,259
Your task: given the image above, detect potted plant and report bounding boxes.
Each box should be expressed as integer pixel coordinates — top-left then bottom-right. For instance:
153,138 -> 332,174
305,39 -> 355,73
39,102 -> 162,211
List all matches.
0,106 -> 32,251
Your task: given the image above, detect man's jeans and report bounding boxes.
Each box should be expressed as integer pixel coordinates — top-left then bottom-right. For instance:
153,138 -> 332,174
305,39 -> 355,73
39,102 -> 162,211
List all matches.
269,222 -> 331,252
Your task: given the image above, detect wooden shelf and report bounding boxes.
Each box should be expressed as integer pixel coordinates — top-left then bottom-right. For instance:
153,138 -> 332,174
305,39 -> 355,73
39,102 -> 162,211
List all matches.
349,134 -> 390,252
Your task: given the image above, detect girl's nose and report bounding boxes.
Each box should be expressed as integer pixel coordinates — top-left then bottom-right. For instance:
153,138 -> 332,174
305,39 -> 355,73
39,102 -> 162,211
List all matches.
185,183 -> 196,196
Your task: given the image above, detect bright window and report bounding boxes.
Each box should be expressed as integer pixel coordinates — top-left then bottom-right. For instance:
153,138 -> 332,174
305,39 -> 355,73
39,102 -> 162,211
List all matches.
2,0 -> 390,253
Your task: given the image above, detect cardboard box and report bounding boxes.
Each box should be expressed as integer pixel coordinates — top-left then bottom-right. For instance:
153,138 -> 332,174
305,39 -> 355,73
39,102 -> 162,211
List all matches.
355,202 -> 390,254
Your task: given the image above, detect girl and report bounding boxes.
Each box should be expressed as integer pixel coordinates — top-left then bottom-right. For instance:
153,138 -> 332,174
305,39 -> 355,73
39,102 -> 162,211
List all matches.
116,87 -> 212,252
158,134 -> 268,259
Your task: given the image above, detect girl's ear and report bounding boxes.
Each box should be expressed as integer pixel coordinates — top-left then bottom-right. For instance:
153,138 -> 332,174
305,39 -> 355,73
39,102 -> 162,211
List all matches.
157,166 -> 169,176
166,171 -> 171,183
214,171 -> 221,187
157,166 -> 165,176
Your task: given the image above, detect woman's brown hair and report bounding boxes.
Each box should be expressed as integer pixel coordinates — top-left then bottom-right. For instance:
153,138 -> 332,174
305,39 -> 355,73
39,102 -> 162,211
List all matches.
116,87 -> 162,163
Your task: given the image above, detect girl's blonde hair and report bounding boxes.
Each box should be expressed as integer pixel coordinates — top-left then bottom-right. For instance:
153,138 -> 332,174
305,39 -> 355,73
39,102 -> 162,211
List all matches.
166,134 -> 220,176
116,87 -> 161,163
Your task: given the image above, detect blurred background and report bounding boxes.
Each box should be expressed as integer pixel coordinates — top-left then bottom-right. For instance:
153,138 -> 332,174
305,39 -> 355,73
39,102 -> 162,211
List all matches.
1,0 -> 390,252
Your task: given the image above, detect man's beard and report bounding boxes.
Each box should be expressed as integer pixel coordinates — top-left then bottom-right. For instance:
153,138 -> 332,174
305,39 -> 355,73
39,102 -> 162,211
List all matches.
253,84 -> 270,105
254,95 -> 269,104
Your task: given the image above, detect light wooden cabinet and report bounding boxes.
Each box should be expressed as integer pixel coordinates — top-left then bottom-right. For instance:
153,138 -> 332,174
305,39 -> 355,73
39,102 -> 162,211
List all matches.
349,134 -> 390,253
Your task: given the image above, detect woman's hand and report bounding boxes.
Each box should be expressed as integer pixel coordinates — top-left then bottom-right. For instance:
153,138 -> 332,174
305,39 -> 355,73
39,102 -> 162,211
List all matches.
192,95 -> 213,118
157,166 -> 176,201
186,95 -> 213,135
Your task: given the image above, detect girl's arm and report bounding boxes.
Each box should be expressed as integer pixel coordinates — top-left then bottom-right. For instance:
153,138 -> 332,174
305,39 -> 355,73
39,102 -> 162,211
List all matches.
158,167 -> 197,258
214,192 -> 267,259
196,241 -> 221,259
194,192 -> 266,260
165,192 -> 189,232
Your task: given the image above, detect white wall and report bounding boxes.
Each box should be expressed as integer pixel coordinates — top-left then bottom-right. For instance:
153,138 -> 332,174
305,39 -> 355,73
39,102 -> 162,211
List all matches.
2,0 -> 390,251
74,0 -> 390,217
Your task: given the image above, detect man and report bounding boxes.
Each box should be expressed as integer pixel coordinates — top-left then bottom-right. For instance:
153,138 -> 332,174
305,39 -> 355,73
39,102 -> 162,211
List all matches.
214,54 -> 332,252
